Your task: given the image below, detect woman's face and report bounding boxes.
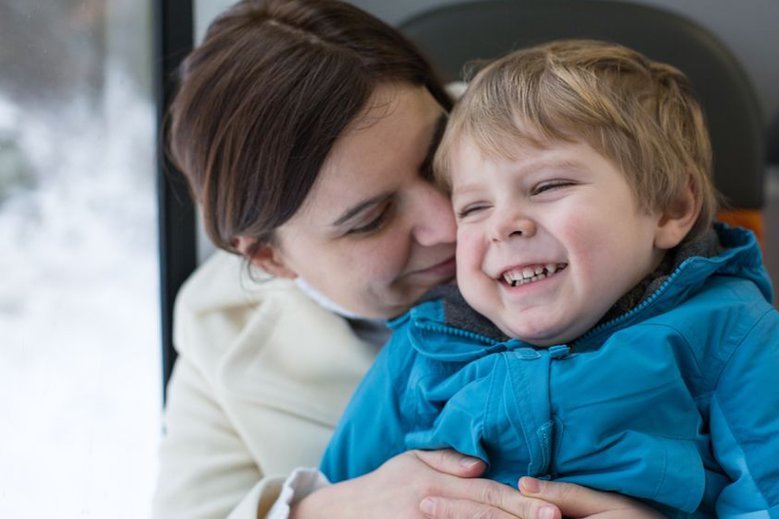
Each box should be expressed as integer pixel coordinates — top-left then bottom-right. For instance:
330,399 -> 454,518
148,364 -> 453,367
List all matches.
262,83 -> 456,318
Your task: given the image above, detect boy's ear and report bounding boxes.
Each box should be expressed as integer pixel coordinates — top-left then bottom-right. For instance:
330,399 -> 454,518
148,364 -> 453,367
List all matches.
233,236 -> 298,279
654,177 -> 700,250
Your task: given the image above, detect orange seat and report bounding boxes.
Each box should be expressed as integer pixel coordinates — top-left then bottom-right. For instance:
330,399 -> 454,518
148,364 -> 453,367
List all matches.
718,209 -> 764,246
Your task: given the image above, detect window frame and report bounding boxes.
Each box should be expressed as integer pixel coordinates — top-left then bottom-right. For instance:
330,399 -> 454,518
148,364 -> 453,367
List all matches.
154,0 -> 196,404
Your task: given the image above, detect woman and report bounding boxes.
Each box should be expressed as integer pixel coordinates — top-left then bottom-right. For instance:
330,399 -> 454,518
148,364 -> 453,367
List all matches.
152,1 -> 663,518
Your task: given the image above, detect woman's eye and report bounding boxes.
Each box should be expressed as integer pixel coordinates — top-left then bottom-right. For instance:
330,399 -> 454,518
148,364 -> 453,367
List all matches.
348,204 -> 392,235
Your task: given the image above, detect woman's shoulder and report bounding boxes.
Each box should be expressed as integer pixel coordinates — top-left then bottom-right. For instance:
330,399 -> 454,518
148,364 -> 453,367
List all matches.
173,249 -> 359,353
172,250 -> 294,367
175,249 -> 287,314
172,250 -> 378,411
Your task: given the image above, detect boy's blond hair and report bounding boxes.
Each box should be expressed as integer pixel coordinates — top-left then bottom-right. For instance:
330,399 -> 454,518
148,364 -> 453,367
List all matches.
435,39 -> 718,241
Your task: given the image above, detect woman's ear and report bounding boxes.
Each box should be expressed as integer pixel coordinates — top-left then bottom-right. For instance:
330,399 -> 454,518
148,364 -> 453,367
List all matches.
654,177 -> 700,250
233,236 -> 298,279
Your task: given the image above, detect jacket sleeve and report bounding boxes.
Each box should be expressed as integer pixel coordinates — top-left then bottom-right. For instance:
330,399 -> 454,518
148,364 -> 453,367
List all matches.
320,335 -> 411,482
152,355 -> 284,519
711,308 -> 779,517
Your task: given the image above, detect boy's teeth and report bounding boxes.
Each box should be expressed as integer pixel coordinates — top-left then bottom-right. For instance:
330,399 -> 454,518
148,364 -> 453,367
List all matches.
502,263 -> 566,286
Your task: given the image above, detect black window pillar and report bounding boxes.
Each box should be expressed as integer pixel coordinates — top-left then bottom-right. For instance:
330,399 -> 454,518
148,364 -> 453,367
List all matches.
154,0 -> 196,405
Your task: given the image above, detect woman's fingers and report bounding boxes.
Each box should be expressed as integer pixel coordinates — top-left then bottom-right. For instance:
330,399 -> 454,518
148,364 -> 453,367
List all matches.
420,494 -> 560,519
420,497 -> 528,519
413,449 -> 486,478
519,477 -> 665,518
412,453 -> 662,519
413,450 -> 559,517
420,473 -> 562,519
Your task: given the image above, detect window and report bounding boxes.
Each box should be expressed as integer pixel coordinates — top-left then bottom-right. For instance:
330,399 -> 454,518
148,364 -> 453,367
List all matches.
0,1 -> 159,517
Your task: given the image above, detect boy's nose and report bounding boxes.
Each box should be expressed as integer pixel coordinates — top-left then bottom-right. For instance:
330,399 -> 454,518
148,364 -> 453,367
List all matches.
491,213 -> 536,242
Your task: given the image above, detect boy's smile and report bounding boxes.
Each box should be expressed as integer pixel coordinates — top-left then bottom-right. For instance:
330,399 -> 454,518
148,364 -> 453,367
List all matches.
451,137 -> 672,346
500,262 -> 568,287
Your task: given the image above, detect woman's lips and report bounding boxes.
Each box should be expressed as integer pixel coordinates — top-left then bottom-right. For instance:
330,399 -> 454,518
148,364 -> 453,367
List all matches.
409,256 -> 457,279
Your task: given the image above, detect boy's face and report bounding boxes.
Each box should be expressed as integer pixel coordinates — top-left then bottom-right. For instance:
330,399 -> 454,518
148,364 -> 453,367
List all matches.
451,137 -> 668,346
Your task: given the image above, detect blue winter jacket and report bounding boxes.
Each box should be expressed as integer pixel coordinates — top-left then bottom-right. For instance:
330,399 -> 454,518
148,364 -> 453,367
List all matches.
321,226 -> 779,518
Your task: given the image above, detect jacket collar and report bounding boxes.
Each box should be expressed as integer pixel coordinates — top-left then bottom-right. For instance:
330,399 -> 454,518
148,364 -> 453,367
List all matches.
397,224 -> 770,360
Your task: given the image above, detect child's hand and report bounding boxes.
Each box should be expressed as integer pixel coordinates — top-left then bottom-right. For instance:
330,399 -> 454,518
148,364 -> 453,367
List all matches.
519,477 -> 666,518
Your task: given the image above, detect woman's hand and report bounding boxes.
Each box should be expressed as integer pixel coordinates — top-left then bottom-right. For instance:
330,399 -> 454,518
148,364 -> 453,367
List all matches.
417,474 -> 667,519
517,477 -> 666,519
290,450 -> 560,519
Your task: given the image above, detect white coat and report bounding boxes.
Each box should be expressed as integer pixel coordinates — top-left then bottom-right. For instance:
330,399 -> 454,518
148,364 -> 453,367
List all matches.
151,251 -> 378,519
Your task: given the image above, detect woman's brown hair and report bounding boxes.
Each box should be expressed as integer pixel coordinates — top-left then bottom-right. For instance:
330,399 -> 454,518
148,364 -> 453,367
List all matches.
167,0 -> 451,257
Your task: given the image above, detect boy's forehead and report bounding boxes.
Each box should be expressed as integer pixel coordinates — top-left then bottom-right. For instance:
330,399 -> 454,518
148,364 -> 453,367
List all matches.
455,119 -> 557,156
453,131 -> 565,168
449,135 -> 628,186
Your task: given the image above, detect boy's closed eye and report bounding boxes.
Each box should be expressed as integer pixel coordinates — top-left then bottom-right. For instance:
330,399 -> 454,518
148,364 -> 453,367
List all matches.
530,179 -> 577,196
456,202 -> 492,220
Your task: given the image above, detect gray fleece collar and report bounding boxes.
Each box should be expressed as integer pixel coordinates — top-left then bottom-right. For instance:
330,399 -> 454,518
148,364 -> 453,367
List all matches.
422,227 -> 724,344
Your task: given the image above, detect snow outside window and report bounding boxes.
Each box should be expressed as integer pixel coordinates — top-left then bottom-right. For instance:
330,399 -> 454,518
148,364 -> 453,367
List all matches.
0,1 -> 160,517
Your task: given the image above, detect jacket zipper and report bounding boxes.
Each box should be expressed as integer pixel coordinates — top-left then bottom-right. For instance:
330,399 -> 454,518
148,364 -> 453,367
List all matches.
574,266 -> 684,347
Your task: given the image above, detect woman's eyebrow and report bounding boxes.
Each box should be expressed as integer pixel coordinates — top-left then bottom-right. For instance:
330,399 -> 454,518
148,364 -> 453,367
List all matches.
331,193 -> 391,227
331,113 -> 448,228
420,113 -> 448,172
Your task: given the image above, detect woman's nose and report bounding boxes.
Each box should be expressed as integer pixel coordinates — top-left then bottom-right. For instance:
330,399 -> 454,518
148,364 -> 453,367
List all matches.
490,210 -> 536,242
412,183 -> 456,246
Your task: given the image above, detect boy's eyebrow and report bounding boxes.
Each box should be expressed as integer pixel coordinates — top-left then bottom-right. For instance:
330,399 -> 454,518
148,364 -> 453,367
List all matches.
419,113 -> 448,173
504,154 -> 583,176
451,157 -> 584,198
451,183 -> 482,197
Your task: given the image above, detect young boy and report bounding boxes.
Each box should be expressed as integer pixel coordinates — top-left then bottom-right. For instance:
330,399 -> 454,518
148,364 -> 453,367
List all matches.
320,40 -> 779,517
